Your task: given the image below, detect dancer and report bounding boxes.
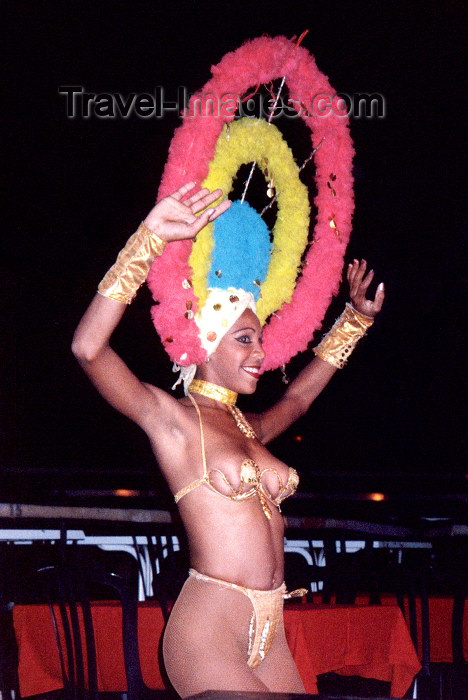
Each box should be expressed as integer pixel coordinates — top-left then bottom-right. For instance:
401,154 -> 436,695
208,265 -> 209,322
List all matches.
73,182 -> 384,696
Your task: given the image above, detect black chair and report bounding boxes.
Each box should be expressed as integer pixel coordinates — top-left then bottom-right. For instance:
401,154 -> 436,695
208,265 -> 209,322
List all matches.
395,563 -> 432,700
37,559 -> 161,700
284,534 -> 369,603
451,581 -> 468,700
0,543 -> 21,700
426,539 -> 468,700
142,525 -> 189,621
452,581 -> 467,667
286,534 -> 394,604
284,551 -> 317,600
0,601 -> 17,700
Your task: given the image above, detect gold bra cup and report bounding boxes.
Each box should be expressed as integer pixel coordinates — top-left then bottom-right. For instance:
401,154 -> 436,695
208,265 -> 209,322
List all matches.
174,393 -> 299,518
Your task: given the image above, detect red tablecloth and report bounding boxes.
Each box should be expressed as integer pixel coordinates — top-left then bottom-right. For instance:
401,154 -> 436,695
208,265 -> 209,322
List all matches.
13,601 -> 421,698
355,594 -> 468,663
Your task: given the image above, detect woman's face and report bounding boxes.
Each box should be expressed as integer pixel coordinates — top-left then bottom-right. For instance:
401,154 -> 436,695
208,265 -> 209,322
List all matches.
198,309 -> 265,393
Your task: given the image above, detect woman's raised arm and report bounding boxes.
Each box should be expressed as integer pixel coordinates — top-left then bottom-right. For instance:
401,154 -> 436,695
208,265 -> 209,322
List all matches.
72,184 -> 230,429
256,259 -> 385,443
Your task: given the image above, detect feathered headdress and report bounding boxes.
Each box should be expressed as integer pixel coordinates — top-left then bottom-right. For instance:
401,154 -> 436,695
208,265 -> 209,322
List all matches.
147,35 -> 354,388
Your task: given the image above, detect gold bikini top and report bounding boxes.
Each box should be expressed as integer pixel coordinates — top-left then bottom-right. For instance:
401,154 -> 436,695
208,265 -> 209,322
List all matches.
174,393 -> 299,519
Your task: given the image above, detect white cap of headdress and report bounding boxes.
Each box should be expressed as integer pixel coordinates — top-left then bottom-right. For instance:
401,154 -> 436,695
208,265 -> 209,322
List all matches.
172,286 -> 256,393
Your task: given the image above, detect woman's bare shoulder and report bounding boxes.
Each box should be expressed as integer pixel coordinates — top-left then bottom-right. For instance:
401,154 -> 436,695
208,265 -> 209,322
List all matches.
142,387 -> 207,490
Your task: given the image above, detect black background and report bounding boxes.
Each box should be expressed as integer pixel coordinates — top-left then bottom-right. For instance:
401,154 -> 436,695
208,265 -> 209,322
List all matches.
2,0 -> 466,507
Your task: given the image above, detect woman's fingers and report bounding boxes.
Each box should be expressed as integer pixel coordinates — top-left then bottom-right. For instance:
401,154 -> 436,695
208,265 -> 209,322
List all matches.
359,268 -> 374,293
348,259 -> 366,296
347,259 -> 363,285
171,182 -> 198,201
144,184 -> 230,241
169,183 -> 229,219
347,258 -> 385,317
190,198 -> 231,235
209,198 -> 231,219
372,283 -> 385,312
190,188 -> 224,214
184,187 -> 210,207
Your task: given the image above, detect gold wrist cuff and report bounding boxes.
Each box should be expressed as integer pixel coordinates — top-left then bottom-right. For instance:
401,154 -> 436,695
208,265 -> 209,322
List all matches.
98,222 -> 166,303
313,303 -> 374,368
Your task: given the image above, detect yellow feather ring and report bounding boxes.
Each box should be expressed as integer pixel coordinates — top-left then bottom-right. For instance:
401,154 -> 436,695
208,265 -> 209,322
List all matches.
189,118 -> 310,323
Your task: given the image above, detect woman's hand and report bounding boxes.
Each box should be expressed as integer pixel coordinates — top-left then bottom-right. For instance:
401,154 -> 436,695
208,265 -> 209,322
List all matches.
347,259 -> 385,318
143,182 -> 231,242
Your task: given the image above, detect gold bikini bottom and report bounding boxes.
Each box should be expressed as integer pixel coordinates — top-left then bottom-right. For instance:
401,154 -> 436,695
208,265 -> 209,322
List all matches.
189,568 -> 307,668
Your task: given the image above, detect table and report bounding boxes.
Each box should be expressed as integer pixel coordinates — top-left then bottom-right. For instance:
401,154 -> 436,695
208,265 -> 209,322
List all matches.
285,604 -> 421,695
0,503 -> 172,524
354,594 -> 468,663
13,602 -> 420,698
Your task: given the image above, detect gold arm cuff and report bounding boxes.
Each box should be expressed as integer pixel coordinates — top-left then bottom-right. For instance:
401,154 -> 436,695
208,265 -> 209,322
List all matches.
313,303 -> 374,368
97,222 -> 166,303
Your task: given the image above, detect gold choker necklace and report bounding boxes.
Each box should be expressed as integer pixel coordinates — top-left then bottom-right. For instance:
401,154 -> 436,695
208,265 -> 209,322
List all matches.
188,380 -> 237,406
188,379 -> 257,439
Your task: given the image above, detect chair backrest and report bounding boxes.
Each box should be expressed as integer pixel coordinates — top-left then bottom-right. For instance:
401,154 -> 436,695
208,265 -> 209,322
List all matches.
452,584 -> 467,666
284,534 -> 394,604
37,559 -> 150,700
143,525 -> 189,620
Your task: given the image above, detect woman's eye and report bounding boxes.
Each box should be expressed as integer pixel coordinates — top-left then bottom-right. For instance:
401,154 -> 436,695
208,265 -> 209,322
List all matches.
236,335 -> 252,344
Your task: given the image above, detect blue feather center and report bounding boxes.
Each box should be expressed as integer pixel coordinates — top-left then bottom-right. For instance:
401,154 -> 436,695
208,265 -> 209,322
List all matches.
207,200 -> 271,299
